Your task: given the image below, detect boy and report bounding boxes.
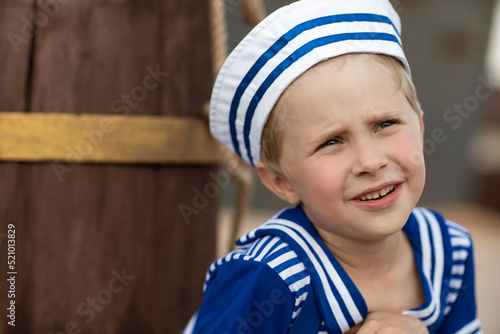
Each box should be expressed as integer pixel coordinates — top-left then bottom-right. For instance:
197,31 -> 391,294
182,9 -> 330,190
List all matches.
185,0 -> 481,333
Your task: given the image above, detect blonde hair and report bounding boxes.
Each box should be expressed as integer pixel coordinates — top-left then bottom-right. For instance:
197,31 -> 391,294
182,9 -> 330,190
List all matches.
260,54 -> 422,176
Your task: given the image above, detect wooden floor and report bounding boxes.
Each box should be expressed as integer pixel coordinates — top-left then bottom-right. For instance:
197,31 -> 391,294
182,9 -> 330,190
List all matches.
218,202 -> 500,333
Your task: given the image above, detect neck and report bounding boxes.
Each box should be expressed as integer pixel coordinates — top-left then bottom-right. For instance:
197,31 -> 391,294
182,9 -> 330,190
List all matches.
317,229 -> 408,275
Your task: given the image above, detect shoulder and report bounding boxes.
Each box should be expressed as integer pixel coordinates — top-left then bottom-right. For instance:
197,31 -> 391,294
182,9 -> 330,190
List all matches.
192,236 -> 302,333
408,207 -> 475,271
408,207 -> 476,320
204,234 -> 313,325
206,235 -> 311,297
409,207 -> 474,251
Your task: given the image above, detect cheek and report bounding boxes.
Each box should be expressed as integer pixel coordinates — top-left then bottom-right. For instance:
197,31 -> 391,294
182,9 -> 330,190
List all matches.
297,158 -> 347,198
392,130 -> 426,180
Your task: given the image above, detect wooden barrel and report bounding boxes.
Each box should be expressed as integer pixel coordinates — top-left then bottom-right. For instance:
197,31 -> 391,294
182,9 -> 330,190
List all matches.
0,0 -> 217,333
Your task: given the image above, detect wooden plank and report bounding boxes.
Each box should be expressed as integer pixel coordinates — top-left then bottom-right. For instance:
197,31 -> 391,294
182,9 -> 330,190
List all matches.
0,0 -> 217,333
0,0 -> 33,110
0,112 -> 219,164
0,2 -> 34,332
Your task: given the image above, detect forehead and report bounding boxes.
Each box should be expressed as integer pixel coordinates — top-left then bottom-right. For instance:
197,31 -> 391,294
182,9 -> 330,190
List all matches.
276,54 -> 402,118
296,54 -> 397,90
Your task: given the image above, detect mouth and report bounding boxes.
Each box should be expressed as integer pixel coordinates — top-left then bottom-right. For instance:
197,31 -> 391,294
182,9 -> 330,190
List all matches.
358,184 -> 397,202
352,183 -> 402,210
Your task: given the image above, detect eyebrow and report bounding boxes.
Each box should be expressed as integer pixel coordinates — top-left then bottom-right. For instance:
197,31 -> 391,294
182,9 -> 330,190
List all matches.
307,109 -> 404,148
365,109 -> 402,124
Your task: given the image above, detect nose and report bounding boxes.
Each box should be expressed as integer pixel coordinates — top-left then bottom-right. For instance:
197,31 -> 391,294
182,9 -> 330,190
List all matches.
352,142 -> 388,176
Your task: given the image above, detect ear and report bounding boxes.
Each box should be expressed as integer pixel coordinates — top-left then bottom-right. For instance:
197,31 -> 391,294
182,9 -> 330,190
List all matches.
256,161 -> 300,205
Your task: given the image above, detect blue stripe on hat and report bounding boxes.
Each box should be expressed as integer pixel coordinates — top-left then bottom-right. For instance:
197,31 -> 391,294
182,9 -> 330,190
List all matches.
247,33 -> 400,165
228,13 -> 401,164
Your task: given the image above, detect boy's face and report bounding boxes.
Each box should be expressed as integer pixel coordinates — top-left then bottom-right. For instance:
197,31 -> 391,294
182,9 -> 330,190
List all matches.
260,54 -> 425,241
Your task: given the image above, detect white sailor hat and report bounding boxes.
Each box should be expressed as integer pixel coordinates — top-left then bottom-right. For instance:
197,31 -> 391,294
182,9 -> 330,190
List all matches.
209,0 -> 410,167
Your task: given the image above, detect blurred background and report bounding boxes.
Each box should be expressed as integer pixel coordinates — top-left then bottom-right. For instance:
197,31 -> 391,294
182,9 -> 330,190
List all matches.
0,0 -> 498,333
223,0 -> 500,210
220,0 -> 500,332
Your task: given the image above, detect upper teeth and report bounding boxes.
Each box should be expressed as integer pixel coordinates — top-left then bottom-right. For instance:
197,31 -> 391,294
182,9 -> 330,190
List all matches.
360,185 -> 395,201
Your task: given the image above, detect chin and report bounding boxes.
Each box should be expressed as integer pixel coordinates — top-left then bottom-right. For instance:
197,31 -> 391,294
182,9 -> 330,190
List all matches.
357,204 -> 414,238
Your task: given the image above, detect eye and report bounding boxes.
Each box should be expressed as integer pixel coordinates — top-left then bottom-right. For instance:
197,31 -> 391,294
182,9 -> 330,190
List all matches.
376,119 -> 398,131
317,138 -> 341,151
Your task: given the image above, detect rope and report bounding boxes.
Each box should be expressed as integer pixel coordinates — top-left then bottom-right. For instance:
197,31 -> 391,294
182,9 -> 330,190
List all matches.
208,0 -> 228,79
241,0 -> 267,27
208,0 -> 266,253
223,147 -> 255,253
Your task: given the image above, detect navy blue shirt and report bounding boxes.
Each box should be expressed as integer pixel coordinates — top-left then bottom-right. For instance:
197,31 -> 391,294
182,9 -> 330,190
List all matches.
184,206 -> 481,334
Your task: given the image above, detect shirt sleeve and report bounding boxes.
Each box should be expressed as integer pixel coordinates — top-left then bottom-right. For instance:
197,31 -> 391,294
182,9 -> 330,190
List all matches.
437,240 -> 482,334
191,259 -> 296,334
